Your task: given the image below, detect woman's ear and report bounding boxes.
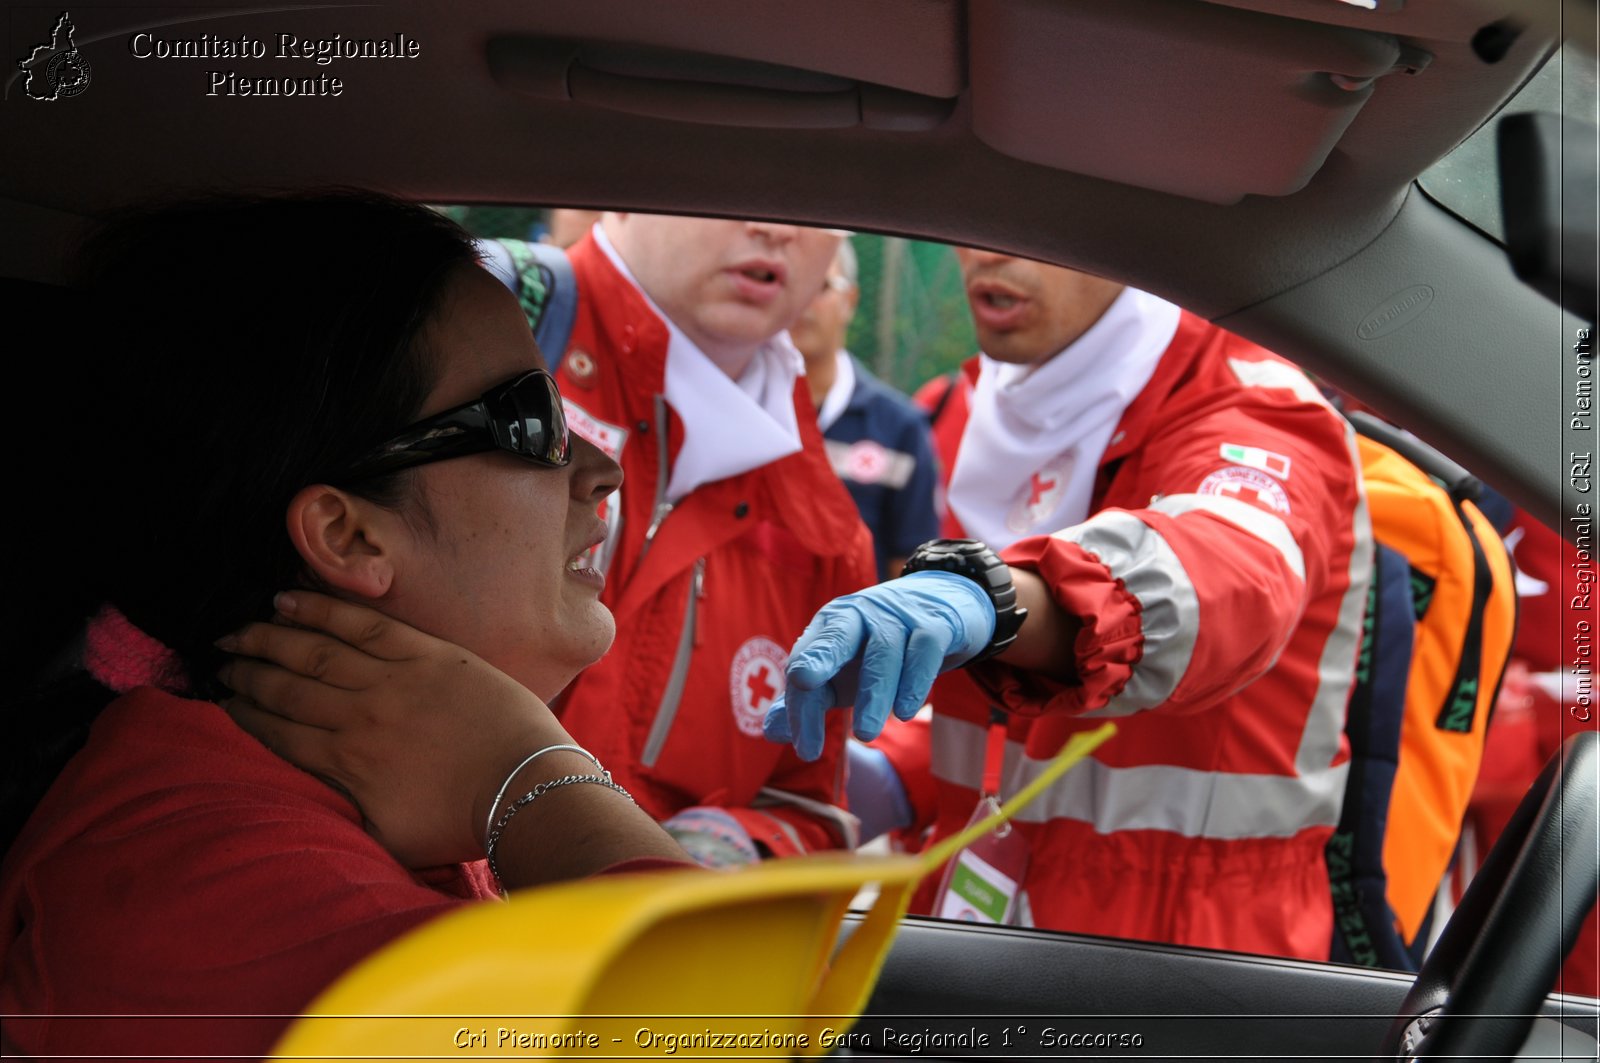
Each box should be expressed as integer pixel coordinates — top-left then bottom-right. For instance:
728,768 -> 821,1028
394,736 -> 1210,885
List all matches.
285,485 -> 399,600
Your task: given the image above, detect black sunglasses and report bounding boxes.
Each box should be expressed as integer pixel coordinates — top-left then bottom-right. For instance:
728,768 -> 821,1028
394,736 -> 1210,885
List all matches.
335,369 -> 571,483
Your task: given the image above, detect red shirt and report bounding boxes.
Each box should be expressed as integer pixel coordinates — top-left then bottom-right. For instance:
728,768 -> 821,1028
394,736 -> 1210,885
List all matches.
1,688 -> 496,1058
1,687 -> 689,1060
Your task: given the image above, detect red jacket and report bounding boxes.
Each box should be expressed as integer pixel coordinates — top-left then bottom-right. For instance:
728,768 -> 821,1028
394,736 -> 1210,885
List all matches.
0,688 -> 499,1058
886,312 -> 1371,959
553,235 -> 875,855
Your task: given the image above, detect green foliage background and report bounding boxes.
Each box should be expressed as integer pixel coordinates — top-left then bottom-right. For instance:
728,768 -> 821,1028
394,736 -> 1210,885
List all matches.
847,233 -> 975,396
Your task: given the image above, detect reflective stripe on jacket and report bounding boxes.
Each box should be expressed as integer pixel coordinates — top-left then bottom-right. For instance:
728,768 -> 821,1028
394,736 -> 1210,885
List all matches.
890,312 -> 1371,958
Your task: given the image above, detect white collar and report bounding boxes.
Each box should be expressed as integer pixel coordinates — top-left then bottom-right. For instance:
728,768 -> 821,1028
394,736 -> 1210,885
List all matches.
947,287 -> 1181,548
815,349 -> 857,432
593,225 -> 803,503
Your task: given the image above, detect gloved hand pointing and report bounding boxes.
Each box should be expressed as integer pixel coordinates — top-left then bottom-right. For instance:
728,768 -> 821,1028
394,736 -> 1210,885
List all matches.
763,570 -> 996,761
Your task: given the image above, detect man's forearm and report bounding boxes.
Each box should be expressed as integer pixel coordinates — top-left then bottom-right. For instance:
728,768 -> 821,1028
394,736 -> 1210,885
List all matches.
996,566 -> 1081,682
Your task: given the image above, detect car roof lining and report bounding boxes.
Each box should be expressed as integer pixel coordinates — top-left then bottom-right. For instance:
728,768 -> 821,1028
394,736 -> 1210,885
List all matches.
0,0 -> 1579,523
1,0 -> 1554,298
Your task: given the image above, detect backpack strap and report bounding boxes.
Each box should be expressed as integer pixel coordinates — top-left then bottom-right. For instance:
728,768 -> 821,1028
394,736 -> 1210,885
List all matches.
474,238 -> 580,369
1329,414 -> 1519,964
1348,410 -> 1480,504
1327,541 -> 1419,969
1346,412 -> 1506,733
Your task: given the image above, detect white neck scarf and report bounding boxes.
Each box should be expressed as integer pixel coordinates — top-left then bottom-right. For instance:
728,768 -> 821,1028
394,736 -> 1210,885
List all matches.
593,226 -> 803,503
815,349 -> 857,432
947,288 -> 1181,549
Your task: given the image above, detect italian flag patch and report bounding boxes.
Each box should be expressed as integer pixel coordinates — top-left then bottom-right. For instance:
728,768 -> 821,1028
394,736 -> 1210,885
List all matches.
1219,442 -> 1291,480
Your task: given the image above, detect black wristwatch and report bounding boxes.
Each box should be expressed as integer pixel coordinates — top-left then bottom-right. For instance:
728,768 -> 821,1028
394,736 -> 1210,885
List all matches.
902,538 -> 1028,664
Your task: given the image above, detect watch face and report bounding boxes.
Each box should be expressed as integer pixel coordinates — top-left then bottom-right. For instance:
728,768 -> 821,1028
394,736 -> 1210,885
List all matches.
910,538 -> 989,569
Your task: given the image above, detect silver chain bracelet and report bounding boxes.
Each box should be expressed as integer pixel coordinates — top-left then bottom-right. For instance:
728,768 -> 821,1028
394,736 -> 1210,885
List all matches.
484,744 -> 605,843
485,771 -> 635,893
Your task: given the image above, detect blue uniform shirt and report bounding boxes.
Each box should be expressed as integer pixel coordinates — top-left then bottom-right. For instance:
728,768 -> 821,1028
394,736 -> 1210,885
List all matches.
818,356 -> 942,580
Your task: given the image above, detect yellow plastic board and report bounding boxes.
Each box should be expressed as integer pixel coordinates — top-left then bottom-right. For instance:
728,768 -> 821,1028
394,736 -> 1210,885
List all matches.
271,723 -> 1116,1059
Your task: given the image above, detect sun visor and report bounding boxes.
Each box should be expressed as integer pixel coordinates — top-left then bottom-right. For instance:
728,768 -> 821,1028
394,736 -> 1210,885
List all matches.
968,0 -> 1430,204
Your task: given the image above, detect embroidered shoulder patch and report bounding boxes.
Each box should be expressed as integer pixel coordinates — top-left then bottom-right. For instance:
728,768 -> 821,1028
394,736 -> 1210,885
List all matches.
1219,442 -> 1292,480
729,637 -> 788,738
561,398 -> 628,461
1197,465 -> 1291,515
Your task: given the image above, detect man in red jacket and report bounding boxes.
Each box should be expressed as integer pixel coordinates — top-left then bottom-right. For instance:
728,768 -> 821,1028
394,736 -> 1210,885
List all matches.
770,249 -> 1371,959
553,214 -> 875,866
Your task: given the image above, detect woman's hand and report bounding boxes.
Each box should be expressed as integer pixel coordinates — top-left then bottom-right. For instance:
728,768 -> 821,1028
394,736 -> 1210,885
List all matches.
216,590 -> 573,870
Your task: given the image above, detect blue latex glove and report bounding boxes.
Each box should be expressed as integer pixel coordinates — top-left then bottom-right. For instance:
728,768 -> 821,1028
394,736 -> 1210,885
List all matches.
763,570 -> 996,761
847,739 -> 915,843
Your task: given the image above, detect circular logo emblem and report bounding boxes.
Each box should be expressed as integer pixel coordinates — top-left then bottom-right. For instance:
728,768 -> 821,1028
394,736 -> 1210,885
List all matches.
1006,460 -> 1071,534
844,440 -> 890,484
1198,466 -> 1291,515
564,349 -> 596,387
47,50 -> 91,98
728,636 -> 788,738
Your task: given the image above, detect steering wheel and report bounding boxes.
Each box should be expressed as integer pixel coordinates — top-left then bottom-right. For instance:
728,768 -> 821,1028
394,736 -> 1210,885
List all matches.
1381,730 -> 1598,1062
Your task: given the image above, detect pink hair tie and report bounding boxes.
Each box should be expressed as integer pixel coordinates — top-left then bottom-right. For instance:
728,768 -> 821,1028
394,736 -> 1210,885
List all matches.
82,604 -> 189,695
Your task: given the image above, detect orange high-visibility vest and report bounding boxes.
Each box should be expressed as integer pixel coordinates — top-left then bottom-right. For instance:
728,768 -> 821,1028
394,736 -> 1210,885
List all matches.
1341,421 -> 1517,951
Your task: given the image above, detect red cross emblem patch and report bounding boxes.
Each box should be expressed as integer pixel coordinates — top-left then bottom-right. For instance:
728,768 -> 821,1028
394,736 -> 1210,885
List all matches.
1005,460 -> 1070,534
844,440 -> 890,484
728,636 -> 789,737
1197,465 -> 1291,515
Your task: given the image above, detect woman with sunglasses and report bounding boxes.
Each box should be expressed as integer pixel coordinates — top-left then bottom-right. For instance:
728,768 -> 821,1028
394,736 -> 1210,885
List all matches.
0,192 -> 687,1059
